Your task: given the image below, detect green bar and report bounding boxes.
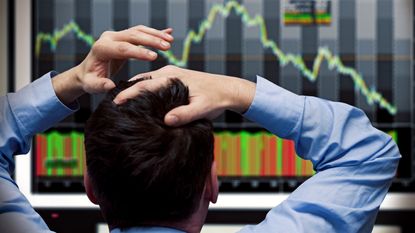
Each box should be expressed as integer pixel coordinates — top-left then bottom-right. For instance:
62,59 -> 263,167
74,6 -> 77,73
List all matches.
284,13 -> 331,19
284,13 -> 331,24
388,130 -> 398,144
43,131 -> 85,177
78,134 -> 86,176
71,132 -> 78,176
255,133 -> 261,176
316,13 -> 331,19
240,131 -> 249,176
56,132 -> 64,176
47,131 -> 64,176
80,134 -> 85,176
284,13 -> 313,19
277,137 -> 283,176
296,154 -> 302,176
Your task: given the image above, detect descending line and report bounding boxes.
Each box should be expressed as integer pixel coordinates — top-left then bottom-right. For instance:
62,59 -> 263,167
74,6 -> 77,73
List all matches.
34,0 -> 397,115
159,0 -> 397,115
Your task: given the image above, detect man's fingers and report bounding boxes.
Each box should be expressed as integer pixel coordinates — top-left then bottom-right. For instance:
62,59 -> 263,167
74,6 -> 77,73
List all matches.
164,103 -> 205,126
132,25 -> 174,42
113,84 -> 141,104
163,28 -> 173,35
128,71 -> 155,81
129,65 -> 184,81
94,41 -> 158,61
83,78 -> 116,94
113,78 -> 168,104
102,79 -> 116,91
113,29 -> 171,51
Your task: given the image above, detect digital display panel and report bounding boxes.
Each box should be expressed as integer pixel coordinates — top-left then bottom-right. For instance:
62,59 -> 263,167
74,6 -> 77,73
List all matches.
32,0 -> 414,193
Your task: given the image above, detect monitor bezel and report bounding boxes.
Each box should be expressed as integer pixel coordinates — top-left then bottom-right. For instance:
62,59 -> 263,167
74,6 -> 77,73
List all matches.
13,0 -> 415,209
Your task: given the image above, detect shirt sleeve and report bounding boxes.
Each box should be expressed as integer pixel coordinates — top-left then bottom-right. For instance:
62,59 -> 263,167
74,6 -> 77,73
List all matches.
0,72 -> 78,232
239,76 -> 401,233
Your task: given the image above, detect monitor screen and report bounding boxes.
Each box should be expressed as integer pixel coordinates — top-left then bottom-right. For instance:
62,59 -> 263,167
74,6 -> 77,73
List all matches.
32,0 -> 414,194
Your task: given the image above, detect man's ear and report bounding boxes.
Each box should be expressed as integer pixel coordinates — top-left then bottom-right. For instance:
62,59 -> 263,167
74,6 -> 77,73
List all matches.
208,161 -> 219,204
84,169 -> 98,204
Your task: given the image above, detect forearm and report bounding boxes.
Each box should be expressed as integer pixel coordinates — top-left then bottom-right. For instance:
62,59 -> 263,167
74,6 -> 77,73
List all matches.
0,73 -> 77,166
242,76 -> 400,232
199,72 -> 256,115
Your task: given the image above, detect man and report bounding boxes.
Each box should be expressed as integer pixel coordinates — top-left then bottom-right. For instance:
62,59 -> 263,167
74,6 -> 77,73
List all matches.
0,30 -> 400,233
0,25 -> 174,232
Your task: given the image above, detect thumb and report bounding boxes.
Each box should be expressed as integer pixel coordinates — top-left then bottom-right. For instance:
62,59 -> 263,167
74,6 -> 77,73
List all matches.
164,103 -> 205,126
102,79 -> 116,91
85,78 -> 116,94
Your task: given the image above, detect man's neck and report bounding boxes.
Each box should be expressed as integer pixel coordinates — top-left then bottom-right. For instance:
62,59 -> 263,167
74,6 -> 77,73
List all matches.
110,226 -> 185,233
159,198 -> 210,233
108,198 -> 210,233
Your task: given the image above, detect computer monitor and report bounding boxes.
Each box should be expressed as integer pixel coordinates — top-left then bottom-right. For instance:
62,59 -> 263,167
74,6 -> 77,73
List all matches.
13,0 -> 415,210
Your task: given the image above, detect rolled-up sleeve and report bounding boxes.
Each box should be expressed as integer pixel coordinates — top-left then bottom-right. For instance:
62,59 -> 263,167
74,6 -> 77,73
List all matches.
0,72 -> 78,232
239,76 -> 400,233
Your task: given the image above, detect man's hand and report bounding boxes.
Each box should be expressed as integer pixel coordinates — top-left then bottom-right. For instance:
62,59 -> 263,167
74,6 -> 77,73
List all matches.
113,65 -> 256,126
52,25 -> 174,105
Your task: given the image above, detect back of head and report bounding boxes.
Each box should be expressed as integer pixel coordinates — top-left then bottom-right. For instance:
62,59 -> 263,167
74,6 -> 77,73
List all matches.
84,79 -> 214,228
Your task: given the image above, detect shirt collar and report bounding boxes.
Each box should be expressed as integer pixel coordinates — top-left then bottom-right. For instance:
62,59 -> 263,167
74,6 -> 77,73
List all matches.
110,226 -> 185,233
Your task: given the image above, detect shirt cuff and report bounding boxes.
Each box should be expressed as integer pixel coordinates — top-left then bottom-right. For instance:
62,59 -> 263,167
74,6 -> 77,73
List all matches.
8,72 -> 79,136
243,76 -> 304,138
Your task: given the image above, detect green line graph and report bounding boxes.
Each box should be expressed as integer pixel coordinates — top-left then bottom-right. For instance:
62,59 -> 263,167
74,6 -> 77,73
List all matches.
35,20 -> 95,56
35,0 -> 397,115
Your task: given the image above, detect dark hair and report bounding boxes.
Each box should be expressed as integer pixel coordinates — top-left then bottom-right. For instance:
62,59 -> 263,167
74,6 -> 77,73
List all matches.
84,79 -> 214,228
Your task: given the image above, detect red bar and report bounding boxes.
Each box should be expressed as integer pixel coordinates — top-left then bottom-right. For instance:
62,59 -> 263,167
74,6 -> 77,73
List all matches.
65,138 -> 71,176
222,140 -> 227,176
263,135 -> 269,175
36,135 -> 42,176
302,160 -> 307,176
288,140 -> 295,176
228,136 -> 232,175
52,139 -> 56,176
42,136 -> 47,175
236,136 -> 241,176
270,137 -> 276,175
282,140 -> 290,176
227,136 -> 231,175
230,136 -> 235,175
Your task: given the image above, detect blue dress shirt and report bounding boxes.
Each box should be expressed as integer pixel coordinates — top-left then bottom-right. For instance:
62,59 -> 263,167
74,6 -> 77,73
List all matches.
0,74 -> 400,233
0,73 -> 76,232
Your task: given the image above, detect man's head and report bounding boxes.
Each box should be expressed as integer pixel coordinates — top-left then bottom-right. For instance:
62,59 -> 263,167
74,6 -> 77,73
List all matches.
84,78 -> 218,229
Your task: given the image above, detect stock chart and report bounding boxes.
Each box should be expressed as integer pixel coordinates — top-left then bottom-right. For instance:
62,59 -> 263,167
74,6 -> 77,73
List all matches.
33,0 -> 414,193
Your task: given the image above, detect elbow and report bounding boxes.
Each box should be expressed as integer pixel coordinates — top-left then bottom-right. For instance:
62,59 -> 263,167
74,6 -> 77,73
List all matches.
377,136 -> 401,178
384,133 -> 402,161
